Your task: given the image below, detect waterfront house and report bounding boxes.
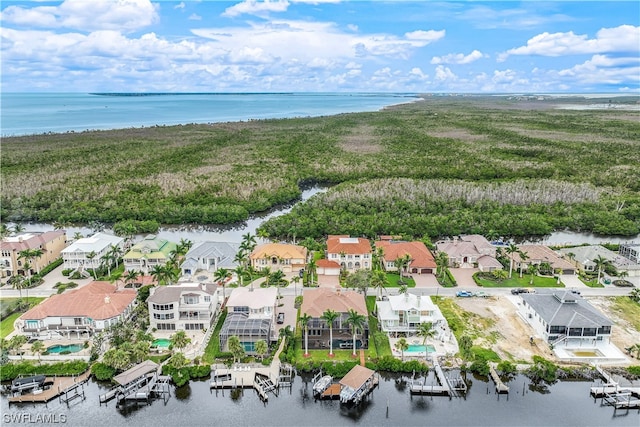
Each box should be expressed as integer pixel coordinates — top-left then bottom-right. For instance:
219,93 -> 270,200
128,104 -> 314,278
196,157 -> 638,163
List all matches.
61,232 -> 124,275
518,290 -> 612,346
376,292 -> 445,336
513,245 -> 576,275
316,259 -> 341,276
219,287 -> 278,353
180,241 -> 240,276
123,235 -> 177,275
147,282 -> 220,332
17,281 -> 137,339
326,235 -> 372,272
619,243 -> 640,264
1,231 -> 67,279
435,235 -> 501,271
558,245 -> 639,277
300,288 -> 369,350
249,243 -> 307,273
375,239 -> 436,274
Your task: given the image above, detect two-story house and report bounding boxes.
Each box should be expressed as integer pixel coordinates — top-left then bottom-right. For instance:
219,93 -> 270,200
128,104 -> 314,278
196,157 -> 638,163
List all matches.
61,232 -> 124,274
513,245 -> 576,275
123,235 -> 177,275
180,241 -> 240,276
375,239 -> 437,275
17,281 -> 137,339
1,231 -> 67,279
219,287 -> 278,354
249,243 -> 307,273
376,292 -> 445,336
326,235 -> 372,272
519,290 -> 613,348
147,282 -> 220,332
300,288 -> 369,350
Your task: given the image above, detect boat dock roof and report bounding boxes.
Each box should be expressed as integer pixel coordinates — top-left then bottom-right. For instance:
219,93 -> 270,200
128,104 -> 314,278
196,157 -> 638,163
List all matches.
339,365 -> 375,390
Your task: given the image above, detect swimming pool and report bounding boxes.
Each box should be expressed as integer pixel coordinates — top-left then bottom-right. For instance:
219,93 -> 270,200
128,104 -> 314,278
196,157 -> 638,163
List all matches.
152,338 -> 171,349
406,344 -> 436,354
47,344 -> 83,353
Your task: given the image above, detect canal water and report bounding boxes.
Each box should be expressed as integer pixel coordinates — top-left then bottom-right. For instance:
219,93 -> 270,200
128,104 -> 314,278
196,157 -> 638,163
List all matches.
1,373 -> 637,426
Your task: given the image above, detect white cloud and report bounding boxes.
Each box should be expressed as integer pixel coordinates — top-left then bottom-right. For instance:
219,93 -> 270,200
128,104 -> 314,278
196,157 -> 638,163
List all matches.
1,0 -> 159,33
222,0 -> 290,18
457,5 -> 574,30
188,14 -> 202,21
434,65 -> 456,82
431,50 -> 485,65
500,25 -> 640,61
175,2 -> 186,10
555,55 -> 640,85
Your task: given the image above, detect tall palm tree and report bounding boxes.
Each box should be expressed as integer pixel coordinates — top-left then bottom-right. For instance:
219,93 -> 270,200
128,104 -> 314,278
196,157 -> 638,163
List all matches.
291,275 -> 301,296
417,322 -> 436,347
170,330 -> 191,352
528,264 -> 539,285
321,309 -> 339,356
214,268 -> 231,298
0,223 -> 9,239
108,244 -> 123,269
86,250 -> 98,279
124,270 -> 140,288
345,309 -> 366,357
31,340 -> 45,361
593,255 -> 611,285
370,269 -> 388,300
306,258 -> 317,287
254,339 -> 268,361
241,233 -> 257,253
505,243 -> 519,279
101,252 -> 114,277
436,251 -> 449,279
11,223 -> 25,235
299,313 -> 312,357
395,338 -> 409,361
518,250 -> 529,278
150,264 -> 165,285
234,265 -> 246,287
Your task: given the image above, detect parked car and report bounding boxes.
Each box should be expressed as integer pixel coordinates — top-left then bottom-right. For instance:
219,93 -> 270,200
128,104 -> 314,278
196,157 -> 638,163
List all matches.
474,291 -> 489,298
569,288 -> 581,295
277,313 -> 285,324
456,290 -> 473,297
512,288 -> 535,295
511,288 -> 524,295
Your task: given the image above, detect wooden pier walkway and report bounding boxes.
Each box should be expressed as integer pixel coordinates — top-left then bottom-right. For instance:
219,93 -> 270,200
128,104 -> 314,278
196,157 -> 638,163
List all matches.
409,355 -> 467,397
8,371 -> 91,404
489,363 -> 509,393
321,384 -> 341,400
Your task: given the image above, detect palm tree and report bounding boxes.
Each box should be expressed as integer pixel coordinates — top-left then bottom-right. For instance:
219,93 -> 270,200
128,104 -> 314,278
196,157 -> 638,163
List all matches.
124,270 -> 140,288
234,250 -> 248,269
254,339 -> 268,362
227,336 -> 244,364
299,313 -> 312,357
10,275 -> 26,299
306,258 -> 317,287
234,265 -> 246,287
269,270 -> 285,287
150,265 -> 165,285
518,250 -> 529,278
436,251 -> 449,279
177,238 -> 193,256
131,341 -> 150,363
345,309 -> 366,357
0,223 -> 9,239
170,330 -> 191,352
86,250 -> 98,279
505,243 -> 519,279
370,269 -> 388,300
593,255 -> 611,285
73,231 -> 84,241
108,244 -> 123,269
395,337 -> 409,361
417,322 -> 436,347
566,252 -> 576,267
11,223 -> 25,235
214,268 -> 232,298
31,340 -> 45,361
241,233 -> 257,253
291,275 -> 301,296
101,252 -> 114,277
321,309 -> 339,356
528,264 -> 539,285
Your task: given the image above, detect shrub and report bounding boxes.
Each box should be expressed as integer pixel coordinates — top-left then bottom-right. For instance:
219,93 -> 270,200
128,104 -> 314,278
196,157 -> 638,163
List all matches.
497,360 -> 517,375
91,362 -> 116,381
62,269 -> 73,276
627,366 -> 640,376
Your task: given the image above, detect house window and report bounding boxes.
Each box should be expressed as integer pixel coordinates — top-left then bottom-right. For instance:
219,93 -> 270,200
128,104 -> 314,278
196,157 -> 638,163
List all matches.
152,303 -> 174,311
597,326 -> 611,335
204,296 -> 211,302
184,295 -> 199,304
153,313 -> 175,320
185,323 -> 204,330
156,323 -> 176,331
74,318 -> 83,325
233,306 -> 249,314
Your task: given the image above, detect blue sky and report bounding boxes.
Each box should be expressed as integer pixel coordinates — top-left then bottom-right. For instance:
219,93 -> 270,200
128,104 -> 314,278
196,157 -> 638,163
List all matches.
1,0 -> 638,93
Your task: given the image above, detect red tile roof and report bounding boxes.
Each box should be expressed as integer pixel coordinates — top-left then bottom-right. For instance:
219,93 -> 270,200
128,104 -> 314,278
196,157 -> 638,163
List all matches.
21,281 -> 136,321
316,259 -> 341,268
375,240 -> 436,268
326,235 -> 371,255
300,288 -> 367,317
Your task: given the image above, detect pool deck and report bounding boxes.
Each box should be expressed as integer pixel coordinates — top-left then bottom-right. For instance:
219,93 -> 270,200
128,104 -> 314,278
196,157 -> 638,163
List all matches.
390,334 -> 459,360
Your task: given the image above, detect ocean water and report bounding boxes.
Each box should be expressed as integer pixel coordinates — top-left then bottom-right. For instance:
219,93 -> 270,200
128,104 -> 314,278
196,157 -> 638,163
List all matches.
0,92 -> 418,136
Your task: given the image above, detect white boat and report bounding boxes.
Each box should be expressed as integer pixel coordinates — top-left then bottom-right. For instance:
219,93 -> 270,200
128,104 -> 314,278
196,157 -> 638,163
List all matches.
313,375 -> 333,395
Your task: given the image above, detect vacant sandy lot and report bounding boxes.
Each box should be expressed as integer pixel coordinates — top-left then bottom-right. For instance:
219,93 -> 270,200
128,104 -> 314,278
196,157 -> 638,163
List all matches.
453,295 -> 638,364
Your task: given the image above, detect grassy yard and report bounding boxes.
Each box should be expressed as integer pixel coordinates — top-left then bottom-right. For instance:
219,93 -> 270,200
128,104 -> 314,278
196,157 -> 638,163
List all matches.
579,275 -> 605,288
432,296 -> 495,341
1,312 -> 22,339
474,273 -> 562,288
386,273 -> 416,288
609,296 -> 640,331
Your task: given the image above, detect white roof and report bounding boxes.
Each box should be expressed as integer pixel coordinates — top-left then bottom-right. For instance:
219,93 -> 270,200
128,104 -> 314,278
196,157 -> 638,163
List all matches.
226,287 -> 277,310
62,232 -> 123,254
339,237 -> 360,244
377,293 -> 444,322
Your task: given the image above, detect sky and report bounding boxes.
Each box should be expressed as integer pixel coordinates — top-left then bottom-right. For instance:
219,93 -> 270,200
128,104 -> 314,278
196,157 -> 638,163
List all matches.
1,0 -> 639,93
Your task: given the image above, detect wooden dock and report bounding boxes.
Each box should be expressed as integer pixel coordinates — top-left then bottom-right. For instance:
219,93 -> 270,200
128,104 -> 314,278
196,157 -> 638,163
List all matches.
8,371 -> 91,404
409,355 -> 467,397
321,384 -> 341,400
489,364 -> 509,393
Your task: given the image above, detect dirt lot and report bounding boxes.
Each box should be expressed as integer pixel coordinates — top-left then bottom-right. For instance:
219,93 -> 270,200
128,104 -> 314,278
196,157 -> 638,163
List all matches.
453,295 -> 639,364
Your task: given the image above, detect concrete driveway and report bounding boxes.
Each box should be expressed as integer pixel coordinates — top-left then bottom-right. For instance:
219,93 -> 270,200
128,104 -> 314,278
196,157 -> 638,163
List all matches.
449,268 -> 480,288
411,274 -> 440,288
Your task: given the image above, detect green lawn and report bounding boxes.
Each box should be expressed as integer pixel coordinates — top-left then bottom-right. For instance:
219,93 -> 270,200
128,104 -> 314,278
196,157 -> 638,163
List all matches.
385,273 -> 416,288
579,275 -> 605,288
610,296 -> 640,331
474,273 -> 563,288
1,312 -> 22,339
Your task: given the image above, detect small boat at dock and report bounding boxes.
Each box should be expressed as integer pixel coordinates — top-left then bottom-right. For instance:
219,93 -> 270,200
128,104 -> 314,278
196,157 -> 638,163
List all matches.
313,375 -> 333,395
